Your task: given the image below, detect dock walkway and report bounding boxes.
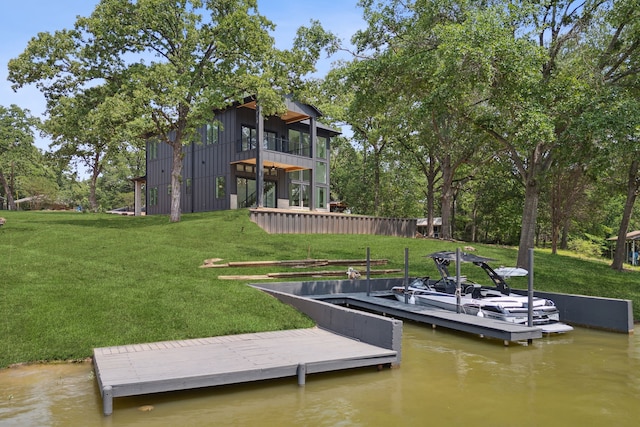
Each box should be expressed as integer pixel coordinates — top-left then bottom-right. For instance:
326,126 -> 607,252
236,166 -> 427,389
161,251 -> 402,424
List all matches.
93,327 -> 397,416
314,291 -> 543,343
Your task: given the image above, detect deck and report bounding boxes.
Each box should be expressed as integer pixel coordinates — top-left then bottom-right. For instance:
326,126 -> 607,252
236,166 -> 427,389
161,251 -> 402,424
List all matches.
313,291 -> 544,343
93,327 -> 398,416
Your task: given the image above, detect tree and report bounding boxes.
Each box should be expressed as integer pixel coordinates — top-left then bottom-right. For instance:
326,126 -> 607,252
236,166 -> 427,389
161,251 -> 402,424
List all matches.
466,0 -> 640,267
43,84 -> 144,212
0,105 -> 40,210
348,0 -> 498,238
606,94 -> 640,270
9,0 -> 333,222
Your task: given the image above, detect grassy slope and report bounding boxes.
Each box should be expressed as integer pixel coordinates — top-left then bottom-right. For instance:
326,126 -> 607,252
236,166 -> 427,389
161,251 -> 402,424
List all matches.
0,210 -> 638,368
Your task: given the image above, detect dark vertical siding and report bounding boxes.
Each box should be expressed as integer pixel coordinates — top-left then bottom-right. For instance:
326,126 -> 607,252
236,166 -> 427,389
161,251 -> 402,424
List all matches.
145,102 -> 338,215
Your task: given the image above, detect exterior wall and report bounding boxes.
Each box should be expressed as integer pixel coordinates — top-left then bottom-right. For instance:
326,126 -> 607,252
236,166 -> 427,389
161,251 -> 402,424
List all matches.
145,100 -> 337,215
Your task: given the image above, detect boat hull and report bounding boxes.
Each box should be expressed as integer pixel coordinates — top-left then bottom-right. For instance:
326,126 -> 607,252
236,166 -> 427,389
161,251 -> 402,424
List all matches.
392,286 -> 573,334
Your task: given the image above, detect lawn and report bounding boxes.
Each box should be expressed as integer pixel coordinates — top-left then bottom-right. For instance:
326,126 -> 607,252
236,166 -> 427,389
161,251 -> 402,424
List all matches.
1,209 -> 638,368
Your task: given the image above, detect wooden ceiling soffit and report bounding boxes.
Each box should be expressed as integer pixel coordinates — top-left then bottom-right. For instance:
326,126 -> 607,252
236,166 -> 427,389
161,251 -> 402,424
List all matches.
238,101 -> 310,124
231,159 -> 307,172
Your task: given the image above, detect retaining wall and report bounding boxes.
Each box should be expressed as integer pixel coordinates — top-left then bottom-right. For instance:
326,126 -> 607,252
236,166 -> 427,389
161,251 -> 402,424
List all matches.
511,289 -> 634,333
250,209 -> 416,238
253,286 -> 403,364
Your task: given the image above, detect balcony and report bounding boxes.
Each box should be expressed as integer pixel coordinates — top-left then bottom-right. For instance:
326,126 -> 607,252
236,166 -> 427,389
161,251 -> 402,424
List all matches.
237,135 -> 311,158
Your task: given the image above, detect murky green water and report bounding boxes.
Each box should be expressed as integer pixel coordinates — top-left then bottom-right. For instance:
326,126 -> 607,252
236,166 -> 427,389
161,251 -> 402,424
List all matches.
1,324 -> 639,426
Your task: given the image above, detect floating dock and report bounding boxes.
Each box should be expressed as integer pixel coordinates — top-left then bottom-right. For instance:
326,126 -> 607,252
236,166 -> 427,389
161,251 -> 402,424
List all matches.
94,327 -> 397,416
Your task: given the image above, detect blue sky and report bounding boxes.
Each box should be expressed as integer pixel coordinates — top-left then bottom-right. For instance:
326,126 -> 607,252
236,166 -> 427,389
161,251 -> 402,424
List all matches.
0,0 -> 365,151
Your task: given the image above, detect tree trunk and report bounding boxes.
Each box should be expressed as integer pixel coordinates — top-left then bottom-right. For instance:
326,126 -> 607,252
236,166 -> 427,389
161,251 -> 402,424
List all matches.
0,170 -> 16,210
170,141 -> 184,223
88,152 -> 102,212
612,159 -> 639,270
550,178 -> 560,254
517,177 -> 540,268
440,157 -> 454,240
417,150 -> 438,237
373,149 -> 381,215
425,159 -> 437,237
560,218 -> 570,250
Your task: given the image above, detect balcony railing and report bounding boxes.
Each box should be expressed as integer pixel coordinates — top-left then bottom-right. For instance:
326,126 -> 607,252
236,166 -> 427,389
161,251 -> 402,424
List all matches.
237,136 -> 311,157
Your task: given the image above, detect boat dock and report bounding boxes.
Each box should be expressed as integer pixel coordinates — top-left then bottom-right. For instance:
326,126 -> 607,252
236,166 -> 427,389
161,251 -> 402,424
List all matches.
314,291 -> 544,343
94,327 -> 398,416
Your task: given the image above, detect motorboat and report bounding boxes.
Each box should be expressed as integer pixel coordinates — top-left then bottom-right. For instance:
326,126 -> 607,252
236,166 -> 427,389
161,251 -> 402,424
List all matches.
392,251 -> 573,333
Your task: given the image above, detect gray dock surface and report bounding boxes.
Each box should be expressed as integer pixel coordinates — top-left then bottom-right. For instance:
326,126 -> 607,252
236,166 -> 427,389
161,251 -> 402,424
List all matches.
314,292 -> 544,343
93,327 -> 397,415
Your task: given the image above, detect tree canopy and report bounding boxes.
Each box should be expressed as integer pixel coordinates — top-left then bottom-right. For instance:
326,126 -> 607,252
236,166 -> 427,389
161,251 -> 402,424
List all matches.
316,0 -> 640,268
9,0 -> 335,222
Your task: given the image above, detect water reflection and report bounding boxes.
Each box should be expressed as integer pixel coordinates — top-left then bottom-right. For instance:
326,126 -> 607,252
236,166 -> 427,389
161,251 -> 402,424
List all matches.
0,324 -> 638,426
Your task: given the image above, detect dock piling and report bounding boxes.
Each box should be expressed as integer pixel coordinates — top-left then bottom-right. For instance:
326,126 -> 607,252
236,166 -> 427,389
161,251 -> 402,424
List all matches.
103,385 -> 113,416
297,363 -> 307,386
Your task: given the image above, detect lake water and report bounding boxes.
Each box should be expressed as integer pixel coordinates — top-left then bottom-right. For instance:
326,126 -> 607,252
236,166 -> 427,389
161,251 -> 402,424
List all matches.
1,323 -> 638,426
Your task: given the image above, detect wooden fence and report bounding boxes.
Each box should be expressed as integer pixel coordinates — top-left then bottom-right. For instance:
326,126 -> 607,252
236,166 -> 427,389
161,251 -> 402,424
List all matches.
249,208 -> 416,238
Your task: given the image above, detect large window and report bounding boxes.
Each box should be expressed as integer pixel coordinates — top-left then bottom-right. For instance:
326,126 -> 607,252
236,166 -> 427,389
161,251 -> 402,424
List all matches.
316,161 -> 327,184
263,130 -> 277,150
237,178 -> 276,208
288,129 -> 310,156
316,136 -> 328,159
289,183 -> 309,208
288,169 -> 310,208
316,187 -> 327,209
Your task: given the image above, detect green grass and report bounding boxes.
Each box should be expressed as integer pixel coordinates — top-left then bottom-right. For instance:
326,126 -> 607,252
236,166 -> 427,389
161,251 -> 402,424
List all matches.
1,210 -> 638,368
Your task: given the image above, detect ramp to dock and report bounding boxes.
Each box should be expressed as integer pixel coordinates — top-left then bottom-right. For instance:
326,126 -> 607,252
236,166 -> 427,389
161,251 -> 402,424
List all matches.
93,327 -> 397,416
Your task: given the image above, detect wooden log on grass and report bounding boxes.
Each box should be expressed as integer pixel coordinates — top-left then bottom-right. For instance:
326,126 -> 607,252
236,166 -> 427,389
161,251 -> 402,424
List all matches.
201,258 -> 389,269
218,269 -> 401,280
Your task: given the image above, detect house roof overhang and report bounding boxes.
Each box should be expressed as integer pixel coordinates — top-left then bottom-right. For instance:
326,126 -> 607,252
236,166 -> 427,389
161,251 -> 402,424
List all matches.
607,230 -> 640,241
238,100 -> 315,124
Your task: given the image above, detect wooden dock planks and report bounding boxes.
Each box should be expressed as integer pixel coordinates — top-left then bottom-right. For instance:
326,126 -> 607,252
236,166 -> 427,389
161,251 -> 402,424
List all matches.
93,327 -> 397,416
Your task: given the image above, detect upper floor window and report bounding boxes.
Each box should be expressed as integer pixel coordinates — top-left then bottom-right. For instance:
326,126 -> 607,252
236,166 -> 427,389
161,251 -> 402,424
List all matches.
149,141 -> 158,159
316,136 -> 328,159
263,130 -> 277,150
288,129 -> 310,157
242,125 -> 256,151
206,122 -> 219,144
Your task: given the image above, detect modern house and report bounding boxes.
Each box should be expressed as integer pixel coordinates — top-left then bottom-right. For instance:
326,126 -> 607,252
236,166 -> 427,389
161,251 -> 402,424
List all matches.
145,96 -> 340,215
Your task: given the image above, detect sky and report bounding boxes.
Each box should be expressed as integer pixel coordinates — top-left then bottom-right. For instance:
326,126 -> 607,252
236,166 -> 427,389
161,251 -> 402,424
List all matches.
0,0 -> 366,151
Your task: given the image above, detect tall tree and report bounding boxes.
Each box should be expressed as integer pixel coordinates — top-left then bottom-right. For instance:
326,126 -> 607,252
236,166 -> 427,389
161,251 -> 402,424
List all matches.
470,0 -> 640,266
43,84 -> 143,212
9,0 -> 332,222
0,105 -> 40,210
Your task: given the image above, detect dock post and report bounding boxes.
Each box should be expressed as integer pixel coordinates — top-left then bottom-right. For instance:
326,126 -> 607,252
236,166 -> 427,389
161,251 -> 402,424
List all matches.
366,247 -> 371,296
297,363 -> 307,386
103,385 -> 113,416
528,248 -> 534,345
404,248 -> 409,304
